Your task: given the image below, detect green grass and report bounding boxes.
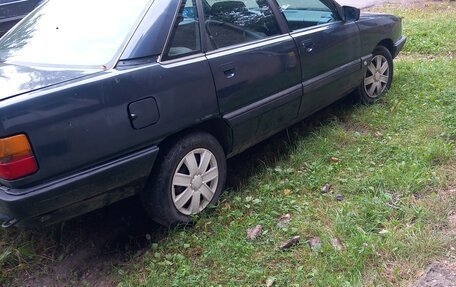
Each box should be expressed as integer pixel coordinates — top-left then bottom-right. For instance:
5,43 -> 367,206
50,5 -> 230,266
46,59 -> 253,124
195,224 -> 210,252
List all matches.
380,3 -> 456,55
1,2 -> 456,287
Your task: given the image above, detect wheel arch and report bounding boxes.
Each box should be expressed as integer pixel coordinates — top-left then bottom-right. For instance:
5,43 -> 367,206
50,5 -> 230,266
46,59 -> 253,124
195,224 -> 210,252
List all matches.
376,39 -> 395,57
158,118 -> 233,156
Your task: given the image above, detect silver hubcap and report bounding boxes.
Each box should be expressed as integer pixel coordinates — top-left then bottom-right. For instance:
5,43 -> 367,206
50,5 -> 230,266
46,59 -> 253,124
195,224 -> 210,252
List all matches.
172,148 -> 219,216
364,55 -> 390,98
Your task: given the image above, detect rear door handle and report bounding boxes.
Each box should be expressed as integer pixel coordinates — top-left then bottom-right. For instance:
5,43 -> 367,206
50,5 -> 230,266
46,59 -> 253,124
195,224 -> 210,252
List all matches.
220,62 -> 236,79
223,68 -> 235,78
301,39 -> 314,53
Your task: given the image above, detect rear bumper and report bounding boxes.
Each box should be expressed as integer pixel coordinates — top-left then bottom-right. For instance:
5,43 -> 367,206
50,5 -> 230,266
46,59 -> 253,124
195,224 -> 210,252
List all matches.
0,146 -> 159,227
393,36 -> 406,58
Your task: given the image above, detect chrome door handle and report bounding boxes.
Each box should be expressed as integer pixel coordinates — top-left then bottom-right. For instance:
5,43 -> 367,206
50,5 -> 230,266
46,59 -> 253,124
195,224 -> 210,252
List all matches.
301,39 -> 314,53
224,68 -> 235,79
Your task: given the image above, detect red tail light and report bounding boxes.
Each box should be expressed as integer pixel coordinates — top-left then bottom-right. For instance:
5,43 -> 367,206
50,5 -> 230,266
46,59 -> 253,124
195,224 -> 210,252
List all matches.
0,134 -> 38,180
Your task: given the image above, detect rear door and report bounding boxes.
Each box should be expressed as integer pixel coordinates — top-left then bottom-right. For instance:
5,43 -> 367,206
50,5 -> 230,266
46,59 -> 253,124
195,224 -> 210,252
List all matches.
202,0 -> 302,153
275,0 -> 361,117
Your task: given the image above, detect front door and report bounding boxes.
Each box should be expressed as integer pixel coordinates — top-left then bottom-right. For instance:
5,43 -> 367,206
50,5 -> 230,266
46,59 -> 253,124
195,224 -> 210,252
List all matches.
275,0 -> 361,117
203,0 -> 302,153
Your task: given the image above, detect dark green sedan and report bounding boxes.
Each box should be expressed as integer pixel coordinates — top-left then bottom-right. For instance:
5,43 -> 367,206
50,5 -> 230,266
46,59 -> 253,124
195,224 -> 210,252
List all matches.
0,0 -> 405,228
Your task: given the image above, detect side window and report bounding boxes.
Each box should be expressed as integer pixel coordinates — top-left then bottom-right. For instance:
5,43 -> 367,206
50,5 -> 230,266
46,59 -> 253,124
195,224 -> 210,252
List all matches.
165,0 -> 201,60
275,0 -> 340,31
204,0 -> 281,49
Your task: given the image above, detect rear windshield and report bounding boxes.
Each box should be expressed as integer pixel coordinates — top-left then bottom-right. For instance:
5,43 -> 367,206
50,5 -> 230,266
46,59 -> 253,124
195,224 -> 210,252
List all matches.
0,0 -> 150,68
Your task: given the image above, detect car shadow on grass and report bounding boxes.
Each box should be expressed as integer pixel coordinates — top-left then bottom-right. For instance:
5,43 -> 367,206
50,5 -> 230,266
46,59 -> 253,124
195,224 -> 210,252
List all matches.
14,93 -> 360,286
226,94 -> 360,190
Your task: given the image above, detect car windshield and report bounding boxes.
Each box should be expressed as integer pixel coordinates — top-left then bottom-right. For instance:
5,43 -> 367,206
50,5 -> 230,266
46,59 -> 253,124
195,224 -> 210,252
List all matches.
0,0 -> 150,68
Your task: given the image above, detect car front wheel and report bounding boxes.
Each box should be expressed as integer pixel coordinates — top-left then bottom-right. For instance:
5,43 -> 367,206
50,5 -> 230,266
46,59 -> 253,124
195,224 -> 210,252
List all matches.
358,46 -> 394,104
141,132 -> 227,226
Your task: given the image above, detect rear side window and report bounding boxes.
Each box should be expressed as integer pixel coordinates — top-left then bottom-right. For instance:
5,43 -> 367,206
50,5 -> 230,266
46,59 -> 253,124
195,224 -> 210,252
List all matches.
275,0 -> 340,31
203,0 -> 281,49
164,0 -> 201,60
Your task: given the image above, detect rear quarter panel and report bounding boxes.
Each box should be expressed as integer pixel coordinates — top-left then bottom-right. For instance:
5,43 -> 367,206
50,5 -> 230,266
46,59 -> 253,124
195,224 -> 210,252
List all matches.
0,61 -> 219,190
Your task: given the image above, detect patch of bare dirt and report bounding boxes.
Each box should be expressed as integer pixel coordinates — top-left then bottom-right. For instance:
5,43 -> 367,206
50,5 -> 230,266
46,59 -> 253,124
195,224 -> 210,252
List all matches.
413,172 -> 456,287
413,262 -> 456,287
383,0 -> 448,6
368,0 -> 454,7
383,0 -> 454,7
13,198 -> 167,287
396,52 -> 455,62
339,0 -> 453,9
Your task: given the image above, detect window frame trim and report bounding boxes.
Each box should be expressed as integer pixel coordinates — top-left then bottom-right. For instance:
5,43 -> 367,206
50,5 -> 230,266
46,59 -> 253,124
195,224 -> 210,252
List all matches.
266,0 -> 292,33
270,0 -> 344,34
201,0 -> 289,53
158,0 -> 204,62
205,33 -> 293,58
288,20 -> 343,36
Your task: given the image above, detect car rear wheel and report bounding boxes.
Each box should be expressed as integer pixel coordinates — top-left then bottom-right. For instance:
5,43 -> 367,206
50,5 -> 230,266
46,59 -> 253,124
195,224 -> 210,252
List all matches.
358,46 -> 393,104
141,132 -> 226,226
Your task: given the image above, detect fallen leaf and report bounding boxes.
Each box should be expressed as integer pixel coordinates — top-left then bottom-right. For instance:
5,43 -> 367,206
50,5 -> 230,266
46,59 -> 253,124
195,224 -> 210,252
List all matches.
279,236 -> 301,250
247,225 -> 263,240
276,214 -> 291,228
266,277 -> 276,287
330,237 -> 344,251
283,189 -> 292,196
330,157 -> 340,163
307,237 -> 322,252
321,183 -> 331,194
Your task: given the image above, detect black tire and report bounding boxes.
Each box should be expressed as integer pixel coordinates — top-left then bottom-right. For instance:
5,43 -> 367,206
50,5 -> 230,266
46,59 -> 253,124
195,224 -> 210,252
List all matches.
141,131 -> 227,226
357,46 -> 394,104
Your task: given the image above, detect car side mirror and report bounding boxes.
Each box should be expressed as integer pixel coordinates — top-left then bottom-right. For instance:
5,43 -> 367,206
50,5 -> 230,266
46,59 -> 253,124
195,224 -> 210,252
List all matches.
343,6 -> 360,22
